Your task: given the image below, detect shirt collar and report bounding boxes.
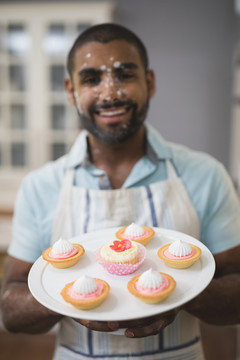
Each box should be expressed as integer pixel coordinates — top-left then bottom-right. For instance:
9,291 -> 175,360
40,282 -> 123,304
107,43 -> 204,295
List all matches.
65,129 -> 89,169
64,124 -> 172,170
145,123 -> 172,160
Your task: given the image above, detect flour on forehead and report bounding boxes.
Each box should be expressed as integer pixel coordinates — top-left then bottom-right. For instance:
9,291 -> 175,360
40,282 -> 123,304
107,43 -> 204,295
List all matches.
85,53 -> 91,58
113,61 -> 121,68
80,62 -> 88,69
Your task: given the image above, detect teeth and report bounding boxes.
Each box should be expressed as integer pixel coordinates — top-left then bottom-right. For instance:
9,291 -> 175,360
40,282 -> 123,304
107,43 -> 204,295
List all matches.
98,108 -> 127,117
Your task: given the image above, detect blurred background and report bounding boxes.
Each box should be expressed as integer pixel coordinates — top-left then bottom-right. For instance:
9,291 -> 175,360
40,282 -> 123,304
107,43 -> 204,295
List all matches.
0,0 -> 240,359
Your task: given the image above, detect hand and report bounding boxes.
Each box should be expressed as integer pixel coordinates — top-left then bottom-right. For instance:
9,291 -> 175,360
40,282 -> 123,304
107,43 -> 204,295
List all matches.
73,307 -> 179,338
121,308 -> 179,338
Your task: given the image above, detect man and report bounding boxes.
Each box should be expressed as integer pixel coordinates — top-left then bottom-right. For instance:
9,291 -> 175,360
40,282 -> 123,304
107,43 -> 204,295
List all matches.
1,23 -> 240,360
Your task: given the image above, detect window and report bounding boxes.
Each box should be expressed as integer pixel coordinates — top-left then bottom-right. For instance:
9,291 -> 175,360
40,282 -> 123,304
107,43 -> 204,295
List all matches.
0,2 -> 115,214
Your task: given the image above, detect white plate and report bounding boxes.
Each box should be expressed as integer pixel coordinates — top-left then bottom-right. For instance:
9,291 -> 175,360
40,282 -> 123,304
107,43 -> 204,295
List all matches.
28,227 -> 215,321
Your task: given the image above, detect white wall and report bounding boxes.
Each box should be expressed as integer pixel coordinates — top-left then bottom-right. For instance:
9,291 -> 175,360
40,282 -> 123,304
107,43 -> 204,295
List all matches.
115,0 -> 237,169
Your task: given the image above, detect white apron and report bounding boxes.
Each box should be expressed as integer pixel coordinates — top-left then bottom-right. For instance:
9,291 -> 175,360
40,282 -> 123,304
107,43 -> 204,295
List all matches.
52,160 -> 204,360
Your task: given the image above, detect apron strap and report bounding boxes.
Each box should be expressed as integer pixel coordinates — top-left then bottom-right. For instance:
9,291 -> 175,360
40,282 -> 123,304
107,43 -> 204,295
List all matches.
51,168 -> 74,244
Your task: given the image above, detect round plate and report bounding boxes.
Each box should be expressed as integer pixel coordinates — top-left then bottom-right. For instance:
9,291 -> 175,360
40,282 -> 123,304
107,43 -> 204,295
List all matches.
28,227 -> 215,321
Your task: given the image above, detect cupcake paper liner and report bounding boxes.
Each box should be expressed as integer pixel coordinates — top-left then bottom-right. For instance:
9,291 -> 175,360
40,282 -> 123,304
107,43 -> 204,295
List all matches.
95,243 -> 146,276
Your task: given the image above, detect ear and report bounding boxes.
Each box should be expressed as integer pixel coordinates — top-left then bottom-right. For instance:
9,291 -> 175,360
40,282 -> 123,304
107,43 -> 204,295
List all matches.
146,69 -> 156,99
64,77 -> 76,106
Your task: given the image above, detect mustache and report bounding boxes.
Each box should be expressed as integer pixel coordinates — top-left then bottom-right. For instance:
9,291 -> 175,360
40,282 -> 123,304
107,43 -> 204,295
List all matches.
89,100 -> 137,113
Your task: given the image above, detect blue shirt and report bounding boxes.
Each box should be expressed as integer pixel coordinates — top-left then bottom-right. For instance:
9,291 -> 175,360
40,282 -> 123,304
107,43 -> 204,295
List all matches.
9,124 -> 240,261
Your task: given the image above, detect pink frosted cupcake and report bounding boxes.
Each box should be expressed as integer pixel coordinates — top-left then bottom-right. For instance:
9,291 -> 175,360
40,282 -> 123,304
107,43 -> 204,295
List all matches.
128,268 -> 176,304
61,275 -> 110,310
116,223 -> 155,246
42,237 -> 85,268
96,239 -> 146,275
158,239 -> 201,269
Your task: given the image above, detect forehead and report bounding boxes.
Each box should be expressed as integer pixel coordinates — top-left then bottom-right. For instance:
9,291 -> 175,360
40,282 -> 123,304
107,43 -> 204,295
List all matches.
73,40 -> 143,71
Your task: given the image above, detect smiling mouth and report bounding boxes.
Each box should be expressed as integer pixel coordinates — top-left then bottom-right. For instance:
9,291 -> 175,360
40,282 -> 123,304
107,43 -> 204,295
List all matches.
96,107 -> 130,117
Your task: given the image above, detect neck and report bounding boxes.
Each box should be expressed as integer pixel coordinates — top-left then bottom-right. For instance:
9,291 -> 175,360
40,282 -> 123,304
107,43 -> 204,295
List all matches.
87,126 -> 146,188
88,125 -> 146,165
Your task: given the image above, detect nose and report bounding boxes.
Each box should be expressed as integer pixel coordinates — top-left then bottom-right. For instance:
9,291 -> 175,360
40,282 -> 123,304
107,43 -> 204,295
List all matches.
97,74 -> 122,103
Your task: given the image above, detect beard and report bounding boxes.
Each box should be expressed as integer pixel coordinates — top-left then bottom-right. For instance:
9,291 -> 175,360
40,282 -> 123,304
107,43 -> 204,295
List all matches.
76,99 -> 149,144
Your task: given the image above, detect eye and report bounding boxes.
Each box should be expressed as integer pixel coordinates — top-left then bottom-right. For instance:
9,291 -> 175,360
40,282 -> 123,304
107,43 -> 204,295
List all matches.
116,71 -> 135,82
121,73 -> 134,79
81,76 -> 101,86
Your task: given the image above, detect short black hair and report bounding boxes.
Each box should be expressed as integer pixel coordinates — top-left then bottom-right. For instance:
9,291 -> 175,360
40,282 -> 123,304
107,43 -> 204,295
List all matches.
67,23 -> 149,76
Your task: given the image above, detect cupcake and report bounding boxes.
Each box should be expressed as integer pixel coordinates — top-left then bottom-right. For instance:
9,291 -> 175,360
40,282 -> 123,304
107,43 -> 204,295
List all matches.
100,239 -> 139,265
127,268 -> 176,304
157,239 -> 201,269
115,223 -> 155,246
42,237 -> 85,269
61,275 -> 110,310
96,239 -> 146,275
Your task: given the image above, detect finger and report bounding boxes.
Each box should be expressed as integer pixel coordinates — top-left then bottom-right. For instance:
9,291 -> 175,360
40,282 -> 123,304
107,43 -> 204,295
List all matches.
76,319 -> 110,331
118,309 -> 178,330
74,319 -> 119,332
117,314 -> 169,330
125,313 -> 176,338
107,321 -> 120,331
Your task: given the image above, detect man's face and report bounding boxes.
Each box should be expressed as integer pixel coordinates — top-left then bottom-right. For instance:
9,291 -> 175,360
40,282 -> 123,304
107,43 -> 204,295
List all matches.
65,40 -> 155,143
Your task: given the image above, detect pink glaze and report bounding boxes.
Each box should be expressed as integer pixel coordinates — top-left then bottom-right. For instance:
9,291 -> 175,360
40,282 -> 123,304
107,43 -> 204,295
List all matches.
49,246 -> 78,259
164,248 -> 196,260
122,229 -> 149,240
67,282 -> 104,300
135,276 -> 169,294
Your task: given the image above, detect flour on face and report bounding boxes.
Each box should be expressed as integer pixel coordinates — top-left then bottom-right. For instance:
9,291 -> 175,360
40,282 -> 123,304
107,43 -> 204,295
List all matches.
113,61 -> 121,68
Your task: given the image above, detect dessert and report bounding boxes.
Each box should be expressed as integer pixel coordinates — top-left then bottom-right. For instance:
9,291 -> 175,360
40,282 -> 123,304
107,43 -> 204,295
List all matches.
100,239 -> 139,265
115,223 -> 155,246
96,239 -> 146,275
42,237 -> 85,268
127,268 -> 176,304
61,275 -> 110,310
157,239 -> 201,269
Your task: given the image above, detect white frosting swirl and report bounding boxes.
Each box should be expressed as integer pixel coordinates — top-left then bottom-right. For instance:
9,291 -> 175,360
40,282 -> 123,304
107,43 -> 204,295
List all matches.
52,238 -> 74,255
124,223 -> 144,237
168,240 -> 192,257
138,268 -> 163,289
73,275 -> 97,294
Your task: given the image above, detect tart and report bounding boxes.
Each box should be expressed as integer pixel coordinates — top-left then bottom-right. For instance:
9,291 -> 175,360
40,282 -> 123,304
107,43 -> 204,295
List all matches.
42,238 -> 85,269
61,275 -> 110,310
158,239 -> 201,269
116,223 -> 155,246
127,268 -> 176,304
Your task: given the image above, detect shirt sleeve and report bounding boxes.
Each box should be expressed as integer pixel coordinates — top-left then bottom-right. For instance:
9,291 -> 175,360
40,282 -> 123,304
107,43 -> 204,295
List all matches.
8,175 -> 43,262
200,162 -> 240,254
